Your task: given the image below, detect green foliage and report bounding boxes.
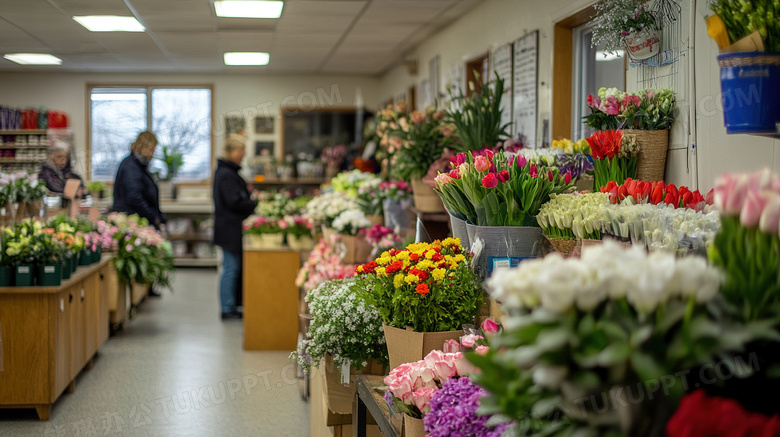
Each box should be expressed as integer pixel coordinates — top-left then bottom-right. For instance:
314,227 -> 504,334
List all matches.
446,72 -> 511,151
158,145 -> 184,181
711,0 -> 780,52
86,181 -> 105,192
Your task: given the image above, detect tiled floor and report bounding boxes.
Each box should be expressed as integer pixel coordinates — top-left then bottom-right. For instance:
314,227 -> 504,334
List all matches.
0,268 -> 309,437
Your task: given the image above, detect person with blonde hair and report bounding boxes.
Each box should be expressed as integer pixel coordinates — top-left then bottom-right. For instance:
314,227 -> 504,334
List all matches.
213,134 -> 257,320
112,131 -> 164,229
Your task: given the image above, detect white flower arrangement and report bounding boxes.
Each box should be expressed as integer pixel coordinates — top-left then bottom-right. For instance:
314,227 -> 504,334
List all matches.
331,170 -> 381,198
536,192 -> 610,240
488,240 -> 721,315
255,191 -> 299,220
332,208 -> 372,236
293,278 -> 387,373
512,148 -> 563,167
304,191 -> 359,226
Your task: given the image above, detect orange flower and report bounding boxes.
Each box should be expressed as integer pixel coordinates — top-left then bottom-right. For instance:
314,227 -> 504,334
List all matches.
42,228 -> 55,234
415,283 -> 429,296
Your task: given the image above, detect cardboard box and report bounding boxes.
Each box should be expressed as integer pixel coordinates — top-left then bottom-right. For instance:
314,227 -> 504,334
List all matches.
383,324 -> 463,370
323,355 -> 386,415
722,31 -> 765,54
402,414 -> 426,437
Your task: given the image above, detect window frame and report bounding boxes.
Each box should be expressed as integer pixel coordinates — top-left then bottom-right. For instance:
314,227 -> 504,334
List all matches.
85,83 -> 215,185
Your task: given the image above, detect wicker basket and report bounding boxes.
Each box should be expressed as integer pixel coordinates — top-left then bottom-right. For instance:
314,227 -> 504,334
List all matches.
621,129 -> 669,182
546,237 -> 577,257
411,179 -> 445,213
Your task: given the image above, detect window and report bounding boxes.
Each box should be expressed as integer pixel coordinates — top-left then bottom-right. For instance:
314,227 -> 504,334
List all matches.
89,85 -> 212,182
571,24 -> 626,139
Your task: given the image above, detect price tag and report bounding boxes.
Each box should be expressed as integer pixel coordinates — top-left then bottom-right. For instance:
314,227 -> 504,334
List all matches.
44,266 -> 55,274
17,266 -> 29,274
340,359 -> 351,387
60,298 -> 65,313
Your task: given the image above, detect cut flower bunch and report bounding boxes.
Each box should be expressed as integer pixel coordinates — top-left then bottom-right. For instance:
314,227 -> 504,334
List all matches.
586,129 -> 639,189
295,237 -> 358,293
709,0 -> 780,52
292,277 -> 387,374
356,238 -> 483,332
536,192 -> 610,240
601,178 -> 708,211
584,87 -> 676,132
435,149 -> 574,227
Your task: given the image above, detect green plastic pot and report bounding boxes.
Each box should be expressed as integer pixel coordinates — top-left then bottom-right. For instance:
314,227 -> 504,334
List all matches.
0,266 -> 12,286
15,264 -> 34,287
62,258 -> 72,280
38,264 -> 62,287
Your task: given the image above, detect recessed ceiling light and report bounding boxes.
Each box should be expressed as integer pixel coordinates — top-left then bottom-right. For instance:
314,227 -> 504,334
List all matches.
215,1 -> 284,18
73,16 -> 145,32
224,52 -> 270,66
3,53 -> 63,65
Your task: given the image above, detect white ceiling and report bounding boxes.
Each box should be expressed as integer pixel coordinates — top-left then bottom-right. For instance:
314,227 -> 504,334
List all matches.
0,0 -> 481,75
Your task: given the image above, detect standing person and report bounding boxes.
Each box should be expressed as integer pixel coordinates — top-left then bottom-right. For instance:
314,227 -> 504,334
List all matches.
112,131 -> 165,298
213,134 -> 257,320
112,131 -> 165,229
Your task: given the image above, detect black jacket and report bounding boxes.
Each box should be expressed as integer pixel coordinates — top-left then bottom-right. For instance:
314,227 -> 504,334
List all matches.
213,159 -> 257,254
112,154 -> 164,228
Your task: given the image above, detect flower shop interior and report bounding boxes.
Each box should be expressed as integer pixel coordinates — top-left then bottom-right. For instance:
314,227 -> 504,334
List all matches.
1,0 -> 780,436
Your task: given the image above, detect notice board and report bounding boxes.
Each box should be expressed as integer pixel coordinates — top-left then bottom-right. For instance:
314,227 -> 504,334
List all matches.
512,30 -> 539,148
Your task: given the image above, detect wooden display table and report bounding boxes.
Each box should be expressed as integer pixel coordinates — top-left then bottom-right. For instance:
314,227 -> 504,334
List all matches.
0,257 -> 113,420
243,249 -> 301,350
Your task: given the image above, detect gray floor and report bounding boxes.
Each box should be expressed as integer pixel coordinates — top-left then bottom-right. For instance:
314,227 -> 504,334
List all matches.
0,268 -> 309,437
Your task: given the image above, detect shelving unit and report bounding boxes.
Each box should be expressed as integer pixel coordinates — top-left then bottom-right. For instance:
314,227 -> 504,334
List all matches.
161,201 -> 217,267
0,129 -> 50,173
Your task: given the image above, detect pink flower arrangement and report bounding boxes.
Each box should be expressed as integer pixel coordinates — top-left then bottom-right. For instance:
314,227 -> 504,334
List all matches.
295,237 -> 358,292
713,169 -> 780,234
242,215 -> 284,235
384,349 -> 478,417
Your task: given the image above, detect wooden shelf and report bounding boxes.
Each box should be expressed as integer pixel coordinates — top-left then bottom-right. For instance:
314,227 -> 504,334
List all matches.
168,233 -> 212,241
0,145 -> 50,149
0,129 -> 47,135
173,257 -> 218,267
0,158 -> 47,164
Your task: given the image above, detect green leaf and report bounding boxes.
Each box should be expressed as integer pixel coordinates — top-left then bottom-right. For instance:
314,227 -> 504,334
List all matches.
596,342 -> 631,366
630,351 -> 665,381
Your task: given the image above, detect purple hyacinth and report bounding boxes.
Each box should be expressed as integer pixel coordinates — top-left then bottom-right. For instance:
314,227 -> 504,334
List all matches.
423,377 -> 512,437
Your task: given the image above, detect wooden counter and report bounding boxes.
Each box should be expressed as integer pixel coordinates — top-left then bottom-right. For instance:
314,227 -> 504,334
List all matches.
0,257 -> 113,420
243,249 -> 301,351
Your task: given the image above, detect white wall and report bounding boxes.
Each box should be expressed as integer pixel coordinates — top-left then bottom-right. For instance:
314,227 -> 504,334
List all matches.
377,0 -> 780,191
0,72 -> 380,179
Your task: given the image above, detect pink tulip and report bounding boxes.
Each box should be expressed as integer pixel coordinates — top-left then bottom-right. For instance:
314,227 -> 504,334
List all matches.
475,345 -> 489,356
474,156 -> 490,172
442,339 -> 461,353
740,190 -> 770,228
435,173 -> 454,186
516,154 -> 528,169
481,173 -> 498,189
480,318 -> 500,334
723,176 -> 749,216
454,153 -> 466,165
412,387 -> 437,414
759,194 -> 780,235
432,109 -> 445,121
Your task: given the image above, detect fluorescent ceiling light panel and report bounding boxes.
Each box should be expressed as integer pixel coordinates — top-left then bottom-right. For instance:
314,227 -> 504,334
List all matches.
3,53 -> 62,65
215,1 -> 284,18
596,50 -> 624,62
73,16 -> 145,32
224,52 -> 270,66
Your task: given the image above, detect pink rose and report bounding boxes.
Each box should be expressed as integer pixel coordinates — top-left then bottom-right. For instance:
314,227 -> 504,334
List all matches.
412,387 -> 437,414
278,220 -> 289,229
601,96 -> 620,115
480,318 -> 500,334
409,362 -> 436,390
759,193 -> 780,235
474,156 -> 490,172
443,339 -> 461,353
433,358 -> 458,383
740,190 -> 770,228
460,334 -> 483,348
424,350 -> 445,368
481,173 -> 498,189
475,345 -> 489,356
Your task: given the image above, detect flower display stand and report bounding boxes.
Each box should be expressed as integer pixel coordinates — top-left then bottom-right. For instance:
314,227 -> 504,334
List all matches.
322,355 -> 386,415
411,179 -> 444,213
309,368 -> 383,437
383,324 -> 463,370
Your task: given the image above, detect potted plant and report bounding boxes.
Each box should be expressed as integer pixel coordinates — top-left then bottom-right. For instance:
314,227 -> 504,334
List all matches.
331,208 -> 372,264
445,72 -> 511,151
304,191 -> 359,240
36,227 -> 63,286
23,178 -> 47,219
290,278 -> 388,415
356,238 -> 483,369
242,215 -> 284,249
156,145 -> 183,199
282,215 -> 314,251
4,219 -> 42,286
86,181 -> 105,199
592,0 -> 661,61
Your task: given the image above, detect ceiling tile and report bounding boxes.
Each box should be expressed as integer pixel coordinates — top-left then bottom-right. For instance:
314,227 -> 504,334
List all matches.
52,0 -> 134,16
283,1 -> 366,16
218,30 -> 274,51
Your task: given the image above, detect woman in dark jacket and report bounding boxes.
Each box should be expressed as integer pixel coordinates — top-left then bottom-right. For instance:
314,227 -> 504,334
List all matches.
112,131 -> 164,229
213,134 -> 257,320
38,144 -> 84,195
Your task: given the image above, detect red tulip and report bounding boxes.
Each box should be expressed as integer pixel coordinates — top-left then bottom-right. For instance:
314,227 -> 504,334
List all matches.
497,170 -> 510,182
548,170 -> 554,182
610,185 -> 619,203
564,172 -> 572,184
664,191 -> 678,206
448,169 -> 461,179
651,186 -> 663,204
481,173 -> 499,188
680,191 -> 693,208
618,184 -> 629,201
530,162 -> 537,175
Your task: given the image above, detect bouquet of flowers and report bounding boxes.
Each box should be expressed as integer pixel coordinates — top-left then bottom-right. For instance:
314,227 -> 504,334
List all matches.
379,180 -> 412,201
591,0 -> 658,54
601,178 -> 709,210
331,209 -> 372,236
356,239 -> 483,332
280,215 -> 312,238
383,349 -> 478,419
709,169 -> 780,322
255,191 -> 299,220
389,107 -> 456,182
586,129 -> 639,189
709,0 -> 780,52
445,73 -> 510,151
471,241 -> 763,436
424,377 -> 512,437
515,148 -> 563,167
292,278 -> 388,374
321,144 -> 347,169
362,225 -> 404,258
536,192 -> 610,240
331,170 -> 380,198
552,138 -> 591,154
295,238 -> 358,293
585,88 -> 677,131
435,149 -> 573,227
3,219 -> 44,265
242,215 -> 282,235
304,191 -> 359,227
